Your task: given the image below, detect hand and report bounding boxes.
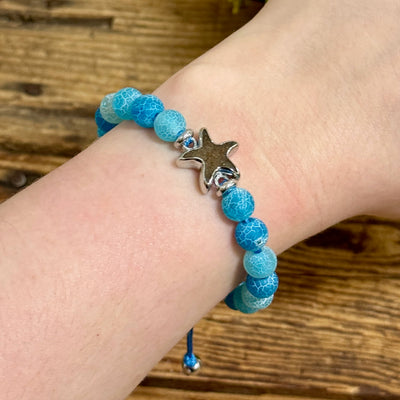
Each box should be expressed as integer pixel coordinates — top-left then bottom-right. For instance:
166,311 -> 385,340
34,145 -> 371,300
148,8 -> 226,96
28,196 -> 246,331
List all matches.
155,0 -> 400,254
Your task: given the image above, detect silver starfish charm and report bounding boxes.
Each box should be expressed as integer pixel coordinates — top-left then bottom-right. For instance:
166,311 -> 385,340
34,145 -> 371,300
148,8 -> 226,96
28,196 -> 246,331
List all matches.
176,128 -> 240,193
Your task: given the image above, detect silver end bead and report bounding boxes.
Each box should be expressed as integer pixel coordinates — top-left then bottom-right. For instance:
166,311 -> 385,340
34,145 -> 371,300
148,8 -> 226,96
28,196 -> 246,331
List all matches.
214,171 -> 239,197
182,356 -> 202,375
174,129 -> 197,152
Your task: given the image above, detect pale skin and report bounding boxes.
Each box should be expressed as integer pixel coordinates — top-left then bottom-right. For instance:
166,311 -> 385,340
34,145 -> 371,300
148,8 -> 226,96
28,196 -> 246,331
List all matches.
0,1 -> 399,399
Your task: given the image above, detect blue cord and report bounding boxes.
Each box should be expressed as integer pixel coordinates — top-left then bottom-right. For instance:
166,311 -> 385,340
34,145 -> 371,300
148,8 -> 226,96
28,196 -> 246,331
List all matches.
183,328 -> 199,370
187,328 -> 194,355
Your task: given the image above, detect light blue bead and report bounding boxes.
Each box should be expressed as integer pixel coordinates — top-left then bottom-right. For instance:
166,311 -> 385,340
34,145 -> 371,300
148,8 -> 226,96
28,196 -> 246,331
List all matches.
131,94 -> 164,128
241,283 -> 274,310
221,187 -> 255,222
154,109 -> 186,142
232,283 -> 259,314
235,217 -> 268,251
244,246 -> 277,279
112,87 -> 142,120
95,108 -> 117,135
100,93 -> 123,124
224,290 -> 237,310
246,272 -> 279,299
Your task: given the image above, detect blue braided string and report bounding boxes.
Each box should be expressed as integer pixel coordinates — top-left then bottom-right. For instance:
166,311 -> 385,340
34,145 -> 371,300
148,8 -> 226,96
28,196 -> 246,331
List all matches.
183,328 -> 197,368
187,328 -> 193,354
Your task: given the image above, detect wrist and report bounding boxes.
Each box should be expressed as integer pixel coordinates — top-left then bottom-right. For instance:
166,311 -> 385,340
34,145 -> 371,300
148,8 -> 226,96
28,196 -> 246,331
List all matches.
153,64 -> 354,253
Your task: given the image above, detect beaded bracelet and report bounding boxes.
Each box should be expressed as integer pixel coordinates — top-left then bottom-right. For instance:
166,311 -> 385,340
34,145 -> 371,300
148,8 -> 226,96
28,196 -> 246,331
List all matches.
95,87 -> 279,374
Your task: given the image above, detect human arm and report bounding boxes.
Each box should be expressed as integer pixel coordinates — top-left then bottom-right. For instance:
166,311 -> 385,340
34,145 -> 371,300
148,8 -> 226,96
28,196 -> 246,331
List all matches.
1,1 -> 400,399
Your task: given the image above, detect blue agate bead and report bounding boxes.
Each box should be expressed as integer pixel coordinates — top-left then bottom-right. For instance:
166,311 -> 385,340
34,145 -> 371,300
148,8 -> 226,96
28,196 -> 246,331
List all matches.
244,246 -> 277,279
241,283 -> 274,310
112,87 -> 141,120
235,217 -> 268,251
221,187 -> 255,222
97,127 -> 107,137
246,272 -> 279,299
95,108 -> 117,136
131,94 -> 164,128
224,290 -> 237,310
100,93 -> 123,124
233,283 -> 259,314
154,109 -> 186,142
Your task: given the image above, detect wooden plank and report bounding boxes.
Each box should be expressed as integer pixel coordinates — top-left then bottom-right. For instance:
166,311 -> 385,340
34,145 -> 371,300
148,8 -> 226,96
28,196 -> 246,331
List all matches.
130,386 -> 331,400
0,0 -> 262,97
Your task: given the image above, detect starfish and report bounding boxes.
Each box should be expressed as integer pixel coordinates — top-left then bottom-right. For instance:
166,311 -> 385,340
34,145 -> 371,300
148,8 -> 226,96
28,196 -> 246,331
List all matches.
177,128 -> 240,193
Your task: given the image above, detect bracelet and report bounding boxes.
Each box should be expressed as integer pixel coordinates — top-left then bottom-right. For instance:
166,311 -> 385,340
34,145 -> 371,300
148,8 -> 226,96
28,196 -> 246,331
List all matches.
95,87 -> 279,374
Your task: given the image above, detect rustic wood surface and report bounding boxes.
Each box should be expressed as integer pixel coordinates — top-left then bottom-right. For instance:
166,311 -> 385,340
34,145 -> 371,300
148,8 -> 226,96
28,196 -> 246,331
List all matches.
0,1 -> 399,399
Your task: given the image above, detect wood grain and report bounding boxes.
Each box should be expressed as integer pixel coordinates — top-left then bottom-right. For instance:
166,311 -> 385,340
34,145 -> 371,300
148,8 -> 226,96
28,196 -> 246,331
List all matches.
131,386 -> 333,400
0,1 -> 399,399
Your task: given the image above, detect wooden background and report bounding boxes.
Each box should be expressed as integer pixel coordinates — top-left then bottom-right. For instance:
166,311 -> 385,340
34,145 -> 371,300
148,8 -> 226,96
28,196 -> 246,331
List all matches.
0,1 -> 399,399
